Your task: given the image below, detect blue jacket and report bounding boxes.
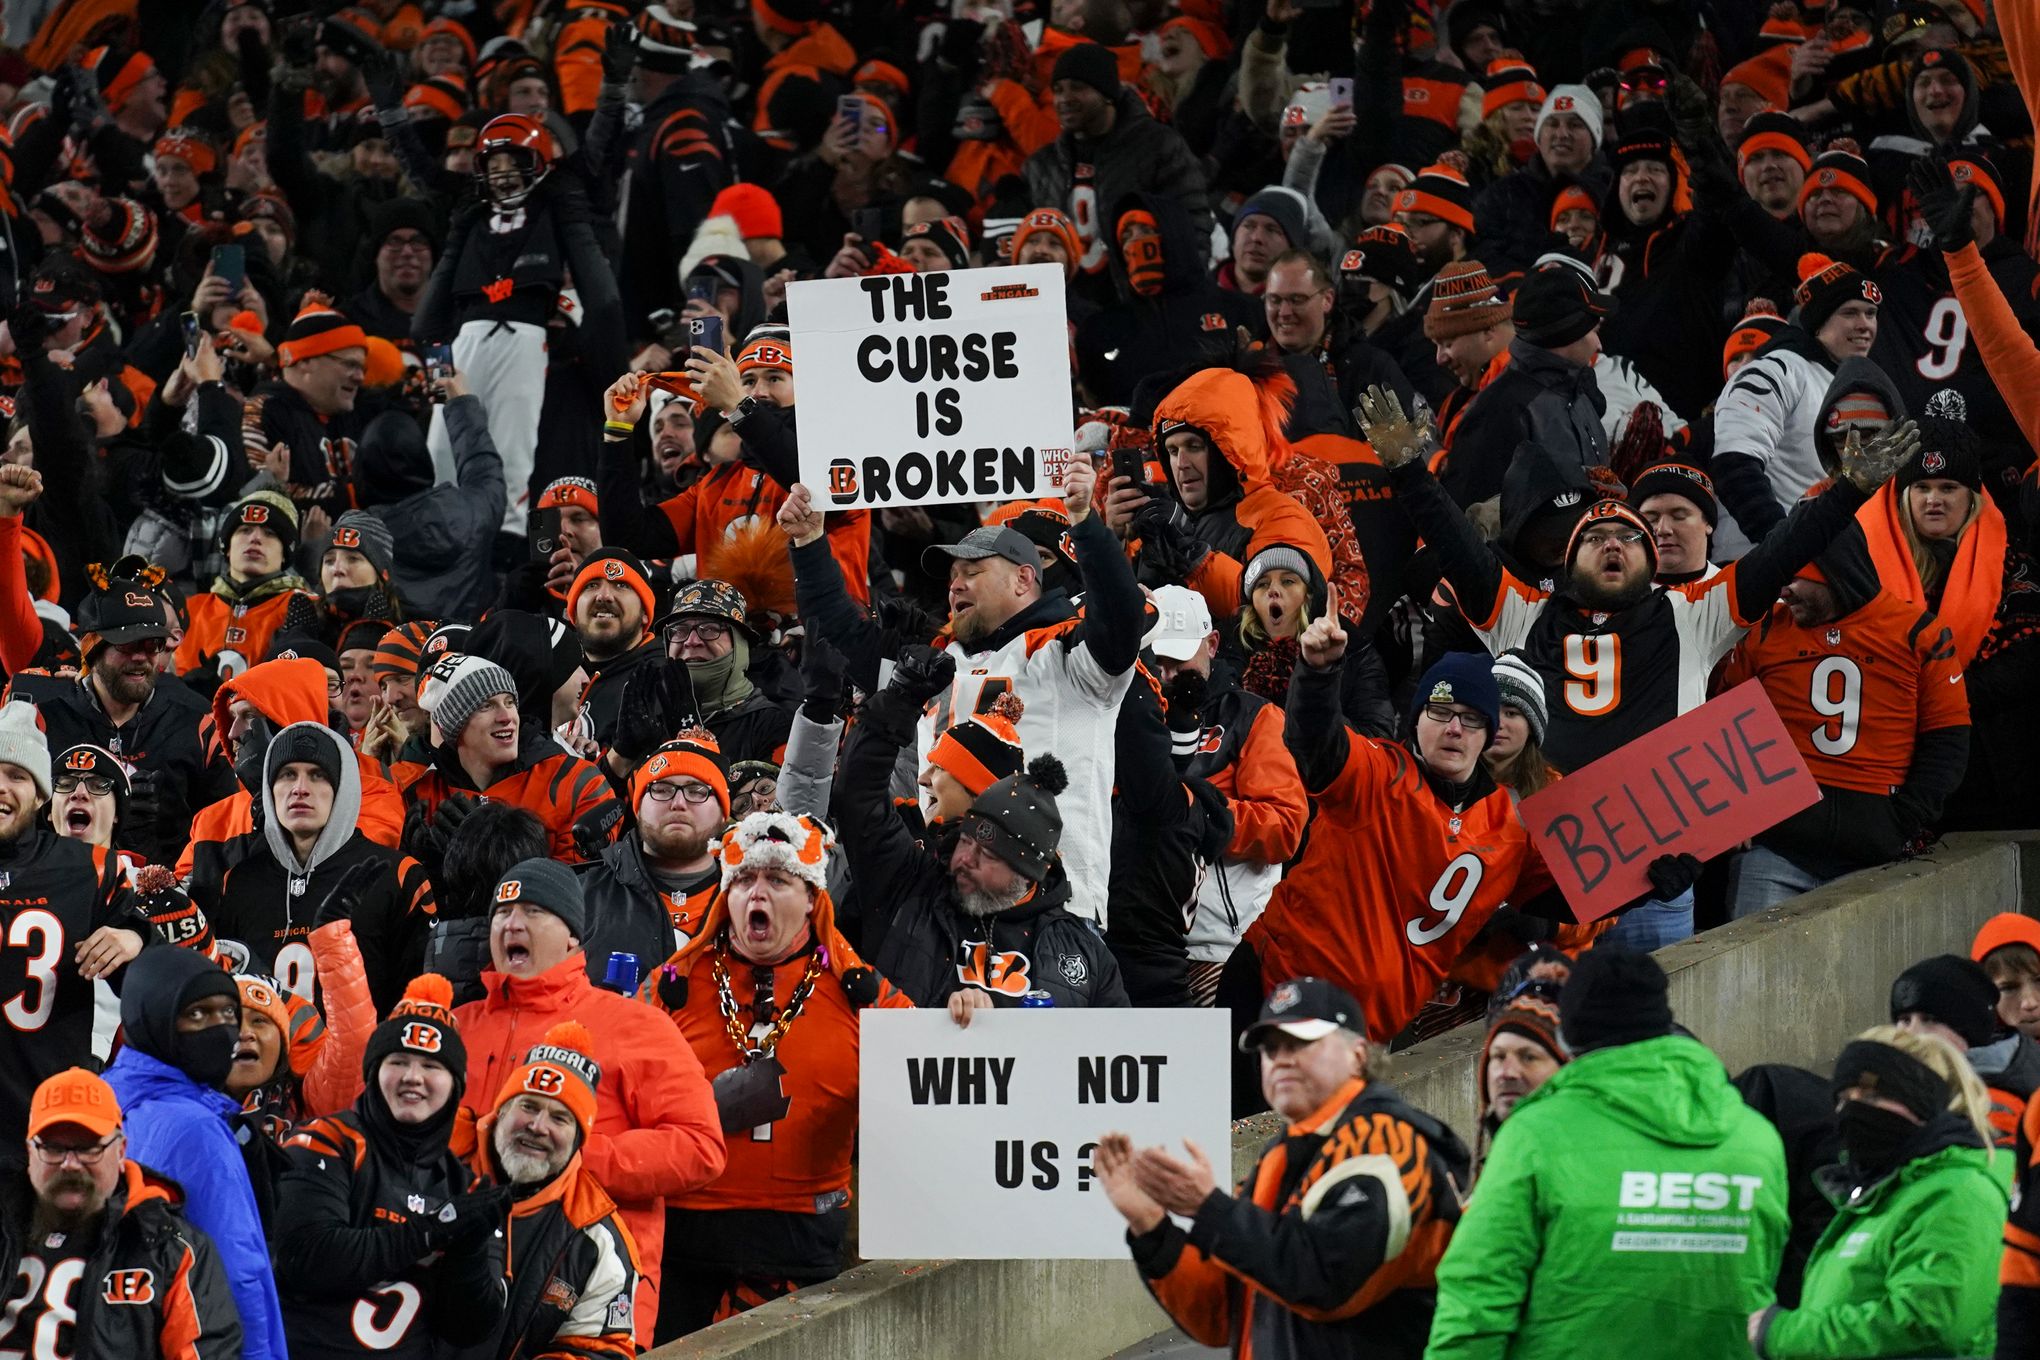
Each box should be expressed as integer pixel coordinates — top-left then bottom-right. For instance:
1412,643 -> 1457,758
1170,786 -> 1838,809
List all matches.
107,1046 -> 289,1360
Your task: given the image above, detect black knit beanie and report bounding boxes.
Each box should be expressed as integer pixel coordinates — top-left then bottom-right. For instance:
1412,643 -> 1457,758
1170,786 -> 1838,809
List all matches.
1559,947 -> 1675,1053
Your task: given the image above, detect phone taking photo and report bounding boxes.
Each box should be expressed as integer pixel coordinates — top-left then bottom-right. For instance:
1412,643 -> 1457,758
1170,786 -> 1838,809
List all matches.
180,311 -> 202,358
528,507 -> 563,563
836,94 -> 865,134
424,342 -> 453,384
210,243 -> 245,297
688,314 -> 724,357
1329,77 -> 1354,108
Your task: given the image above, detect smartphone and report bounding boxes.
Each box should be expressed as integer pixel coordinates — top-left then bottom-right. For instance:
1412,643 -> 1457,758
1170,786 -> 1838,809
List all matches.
180,311 -> 201,358
423,342 -> 453,383
528,507 -> 563,562
1329,77 -> 1353,108
851,205 -> 888,246
836,94 -> 864,133
1111,446 -> 1151,491
210,243 -> 245,297
688,314 -> 724,356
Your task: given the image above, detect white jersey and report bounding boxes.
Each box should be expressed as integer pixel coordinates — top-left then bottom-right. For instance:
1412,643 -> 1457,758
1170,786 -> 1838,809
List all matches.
918,616 -> 1134,925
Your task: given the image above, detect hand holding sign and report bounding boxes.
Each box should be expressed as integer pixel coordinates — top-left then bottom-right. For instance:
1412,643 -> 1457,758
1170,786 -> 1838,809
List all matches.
1300,583 -> 1348,668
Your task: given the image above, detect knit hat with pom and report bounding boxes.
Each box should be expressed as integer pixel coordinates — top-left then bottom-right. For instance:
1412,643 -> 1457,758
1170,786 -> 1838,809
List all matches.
1794,252 -> 1880,336
490,1020 -> 601,1143
1723,297 -> 1788,375
1797,143 -> 1876,220
928,692 -> 1026,797
278,292 -> 369,367
363,974 -> 467,1082
960,755 -> 1067,884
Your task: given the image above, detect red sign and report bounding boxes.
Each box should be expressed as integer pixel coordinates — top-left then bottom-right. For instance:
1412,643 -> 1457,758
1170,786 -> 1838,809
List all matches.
1519,681 -> 1821,922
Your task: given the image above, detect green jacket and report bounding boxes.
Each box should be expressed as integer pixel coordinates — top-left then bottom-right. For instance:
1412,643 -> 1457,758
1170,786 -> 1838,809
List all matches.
1424,1035 -> 1789,1360
1757,1123 -> 2006,1360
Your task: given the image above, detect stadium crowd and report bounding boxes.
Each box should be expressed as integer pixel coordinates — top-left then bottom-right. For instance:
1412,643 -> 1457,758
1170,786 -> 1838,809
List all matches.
0,0 -> 2030,1354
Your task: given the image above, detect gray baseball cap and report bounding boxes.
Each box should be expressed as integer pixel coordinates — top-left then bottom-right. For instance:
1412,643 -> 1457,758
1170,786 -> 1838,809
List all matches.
921,525 -> 1039,575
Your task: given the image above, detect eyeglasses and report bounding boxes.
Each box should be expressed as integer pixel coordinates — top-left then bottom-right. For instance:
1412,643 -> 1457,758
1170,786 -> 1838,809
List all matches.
107,637 -> 166,657
53,775 -> 116,797
381,233 -> 433,254
30,1135 -> 118,1167
663,620 -> 729,645
644,779 -> 719,805
1421,703 -> 1490,732
1266,291 -> 1328,310
324,676 -> 344,696
1579,527 -> 1647,549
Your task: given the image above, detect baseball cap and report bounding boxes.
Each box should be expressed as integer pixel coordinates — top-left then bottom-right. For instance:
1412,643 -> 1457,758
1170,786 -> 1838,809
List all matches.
1144,584 -> 1214,661
29,1068 -> 121,1140
1238,977 -> 1365,1052
922,525 -> 1039,575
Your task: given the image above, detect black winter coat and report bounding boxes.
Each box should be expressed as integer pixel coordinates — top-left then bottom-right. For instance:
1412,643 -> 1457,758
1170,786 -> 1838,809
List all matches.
1440,340 -> 1609,507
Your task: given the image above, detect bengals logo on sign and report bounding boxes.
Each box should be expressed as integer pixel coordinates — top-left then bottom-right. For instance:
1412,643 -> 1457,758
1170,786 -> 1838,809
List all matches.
524,1066 -> 566,1096
333,527 -> 362,549
102,1270 -> 154,1305
401,1022 -> 442,1053
828,463 -> 858,497
495,880 -> 522,903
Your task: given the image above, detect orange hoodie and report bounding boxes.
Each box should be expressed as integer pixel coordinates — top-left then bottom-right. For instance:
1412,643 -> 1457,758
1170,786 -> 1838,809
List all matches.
1153,367 -> 1334,620
173,659 -> 404,874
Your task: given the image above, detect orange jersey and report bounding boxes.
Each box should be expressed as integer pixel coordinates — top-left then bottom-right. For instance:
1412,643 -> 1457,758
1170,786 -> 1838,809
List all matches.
1719,596 -> 1967,796
669,947 -> 911,1216
1248,735 -> 1549,1042
175,589 -> 315,675
657,463 -> 871,605
398,749 -> 619,864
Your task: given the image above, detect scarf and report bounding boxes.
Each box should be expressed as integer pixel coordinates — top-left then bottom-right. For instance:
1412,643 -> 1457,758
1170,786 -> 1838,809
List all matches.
689,633 -> 756,713
212,566 -> 311,606
1858,480 -> 2007,666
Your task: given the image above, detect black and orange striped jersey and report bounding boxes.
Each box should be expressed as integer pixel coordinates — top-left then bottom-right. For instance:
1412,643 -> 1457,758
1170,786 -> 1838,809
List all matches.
1132,1075 -> 1470,1357
0,832 -> 146,1146
399,739 -> 620,865
1721,595 -> 1968,796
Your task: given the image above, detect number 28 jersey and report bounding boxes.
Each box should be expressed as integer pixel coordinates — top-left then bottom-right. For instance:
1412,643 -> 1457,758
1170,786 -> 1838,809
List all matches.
1247,735 -> 1550,1043
0,832 -> 144,1146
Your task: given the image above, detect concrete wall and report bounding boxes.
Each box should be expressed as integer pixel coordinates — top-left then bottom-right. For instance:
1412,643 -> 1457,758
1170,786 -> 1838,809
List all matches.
652,838 -> 2025,1360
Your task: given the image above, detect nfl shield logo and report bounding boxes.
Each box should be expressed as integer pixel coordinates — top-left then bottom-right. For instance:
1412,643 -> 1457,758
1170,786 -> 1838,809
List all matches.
408,1195 -> 425,1213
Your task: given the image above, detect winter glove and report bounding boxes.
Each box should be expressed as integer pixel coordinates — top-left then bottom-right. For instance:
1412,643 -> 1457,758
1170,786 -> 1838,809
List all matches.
124,768 -> 165,842
326,585 -> 395,625
1133,498 -> 1211,580
800,636 -> 851,723
601,19 -> 640,84
66,66 -> 109,132
1482,905 -> 1556,944
1160,668 -> 1208,733
890,644 -> 956,706
358,44 -> 402,110
428,1183 -> 513,1249
312,859 -> 377,929
5,300 -> 46,354
611,656 -> 699,763
433,792 -> 480,847
1839,418 -> 1922,494
1355,385 -> 1437,469
421,915 -> 492,1006
571,800 -> 623,859
1907,154 -> 1978,254
1645,852 -> 1703,901
982,20 -> 1034,87
952,92 -> 1004,142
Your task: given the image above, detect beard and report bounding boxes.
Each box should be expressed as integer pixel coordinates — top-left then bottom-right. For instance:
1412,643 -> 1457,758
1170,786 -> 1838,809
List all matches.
31,1181 -> 100,1238
494,1138 -> 564,1186
93,657 -> 155,706
642,818 -> 716,865
955,879 -> 1028,918
1569,568 -> 1653,613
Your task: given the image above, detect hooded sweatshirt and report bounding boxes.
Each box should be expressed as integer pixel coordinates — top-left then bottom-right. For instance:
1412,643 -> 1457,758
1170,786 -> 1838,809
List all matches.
178,658 -> 407,873
204,721 -> 438,1015
1427,1035 -> 1790,1360
1712,340 -> 1894,541
359,398 -> 504,622
106,948 -> 289,1360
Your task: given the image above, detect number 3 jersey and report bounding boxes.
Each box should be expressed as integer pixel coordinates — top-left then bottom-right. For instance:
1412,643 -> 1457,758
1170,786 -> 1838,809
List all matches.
1247,665 -> 1550,1043
0,832 -> 145,1145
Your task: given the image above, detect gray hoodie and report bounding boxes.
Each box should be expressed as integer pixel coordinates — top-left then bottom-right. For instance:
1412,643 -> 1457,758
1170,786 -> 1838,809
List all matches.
260,721 -> 363,882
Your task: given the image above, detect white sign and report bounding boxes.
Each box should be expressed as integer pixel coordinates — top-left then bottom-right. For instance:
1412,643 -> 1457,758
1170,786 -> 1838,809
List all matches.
787,264 -> 1077,510
858,1008 -> 1231,1260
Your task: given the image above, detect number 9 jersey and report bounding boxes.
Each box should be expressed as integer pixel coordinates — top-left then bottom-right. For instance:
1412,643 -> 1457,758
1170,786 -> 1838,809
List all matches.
0,834 -> 147,1145
1244,665 -> 1551,1043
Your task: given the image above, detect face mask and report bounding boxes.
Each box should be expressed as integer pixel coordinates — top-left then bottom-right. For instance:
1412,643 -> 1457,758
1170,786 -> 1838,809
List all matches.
1837,1100 -> 1919,1178
176,1023 -> 240,1090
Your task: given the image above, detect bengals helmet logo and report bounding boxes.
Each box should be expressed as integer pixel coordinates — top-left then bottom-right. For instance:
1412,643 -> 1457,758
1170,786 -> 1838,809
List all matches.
102,1270 -> 154,1305
63,750 -> 97,771
333,527 -> 362,549
401,1022 -> 442,1053
602,560 -> 625,581
241,505 -> 270,524
524,1066 -> 566,1096
495,880 -> 522,903
956,941 -> 1033,997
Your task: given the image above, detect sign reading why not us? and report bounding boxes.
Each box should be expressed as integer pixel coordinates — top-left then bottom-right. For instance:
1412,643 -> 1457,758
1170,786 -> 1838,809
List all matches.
859,1008 -> 1230,1259
788,264 -> 1076,510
